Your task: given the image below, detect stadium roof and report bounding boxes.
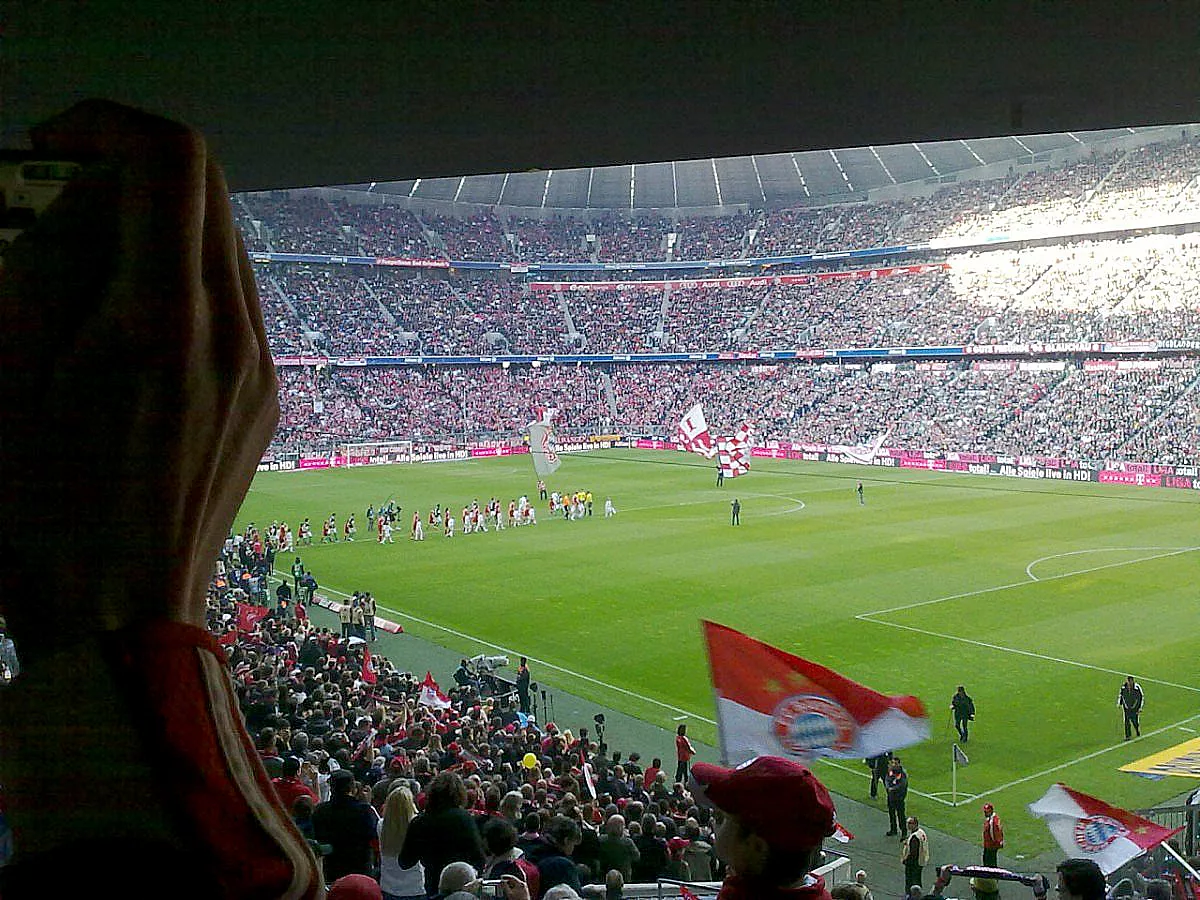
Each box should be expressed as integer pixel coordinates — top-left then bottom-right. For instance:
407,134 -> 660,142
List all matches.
4,4 -> 1199,192
332,125 -> 1189,212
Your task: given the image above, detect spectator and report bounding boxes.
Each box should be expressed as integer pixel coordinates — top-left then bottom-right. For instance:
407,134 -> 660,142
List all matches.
596,815 -> 640,883
691,756 -> 836,898
526,815 -> 584,898
433,861 -> 479,900
483,818 -> 541,898
400,771 -> 487,897
313,769 -> 380,882
1055,859 -> 1107,900
328,873 -> 385,900
378,784 -> 426,900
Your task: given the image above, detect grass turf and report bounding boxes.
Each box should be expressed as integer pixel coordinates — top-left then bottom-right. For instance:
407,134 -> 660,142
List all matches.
236,450 -> 1200,856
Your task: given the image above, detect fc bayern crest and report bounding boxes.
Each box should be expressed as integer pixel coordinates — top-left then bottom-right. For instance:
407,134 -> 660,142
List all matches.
1074,816 -> 1127,852
772,694 -> 858,755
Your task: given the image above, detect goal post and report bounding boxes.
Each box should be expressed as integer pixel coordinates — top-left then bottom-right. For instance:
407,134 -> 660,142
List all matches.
342,440 -> 414,467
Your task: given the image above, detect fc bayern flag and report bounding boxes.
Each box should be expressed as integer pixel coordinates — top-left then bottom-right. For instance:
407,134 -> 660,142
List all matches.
235,602 -> 268,634
418,671 -> 452,710
676,403 -> 716,458
702,621 -> 929,763
1028,783 -> 1181,874
361,645 -> 378,685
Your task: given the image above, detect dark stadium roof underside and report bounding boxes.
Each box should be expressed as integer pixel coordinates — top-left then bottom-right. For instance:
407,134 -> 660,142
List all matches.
333,125 -> 1193,213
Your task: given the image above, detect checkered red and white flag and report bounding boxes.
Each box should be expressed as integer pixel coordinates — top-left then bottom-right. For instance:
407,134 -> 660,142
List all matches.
717,421 -> 755,478
676,403 -> 716,458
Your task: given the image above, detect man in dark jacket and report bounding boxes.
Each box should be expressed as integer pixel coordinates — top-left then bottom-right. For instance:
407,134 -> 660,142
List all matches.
311,769 -> 377,883
885,758 -> 909,836
951,685 -> 976,743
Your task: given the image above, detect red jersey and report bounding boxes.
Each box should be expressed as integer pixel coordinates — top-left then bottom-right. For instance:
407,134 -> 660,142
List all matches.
718,874 -> 832,900
676,733 -> 695,762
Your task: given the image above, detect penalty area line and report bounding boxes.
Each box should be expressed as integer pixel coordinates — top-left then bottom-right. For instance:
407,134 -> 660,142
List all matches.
273,569 -> 717,726
861,546 -> 1200,618
962,712 -> 1200,803
856,615 -> 1200,695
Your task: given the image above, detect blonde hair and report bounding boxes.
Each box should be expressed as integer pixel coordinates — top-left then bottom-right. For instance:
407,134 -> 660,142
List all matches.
379,784 -> 418,855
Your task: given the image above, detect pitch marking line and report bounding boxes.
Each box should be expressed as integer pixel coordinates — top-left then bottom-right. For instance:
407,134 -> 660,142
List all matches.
1025,546 -> 1195,581
273,569 -> 718,727
819,758 -> 956,807
960,712 -> 1200,803
857,546 -> 1200,694
857,616 -> 1200,695
860,546 -> 1200,618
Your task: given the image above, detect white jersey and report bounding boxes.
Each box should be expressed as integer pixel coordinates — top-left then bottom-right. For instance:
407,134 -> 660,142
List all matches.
605,499 -> 616,517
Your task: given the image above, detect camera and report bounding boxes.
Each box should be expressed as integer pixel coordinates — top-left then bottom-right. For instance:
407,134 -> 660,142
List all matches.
0,154 -> 83,258
478,879 -> 505,897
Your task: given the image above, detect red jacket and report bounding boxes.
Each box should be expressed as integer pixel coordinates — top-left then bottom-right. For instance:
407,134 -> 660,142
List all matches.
272,775 -> 318,811
983,813 -> 1005,849
719,873 -> 833,900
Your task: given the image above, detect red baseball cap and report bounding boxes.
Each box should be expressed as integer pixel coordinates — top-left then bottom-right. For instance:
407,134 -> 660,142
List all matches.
691,756 -> 836,852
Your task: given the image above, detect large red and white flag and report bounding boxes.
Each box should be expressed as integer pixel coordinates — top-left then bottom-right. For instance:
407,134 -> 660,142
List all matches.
703,621 -> 929,763
528,406 -> 561,477
418,671 -> 452,710
717,421 -> 755,478
235,602 -> 268,634
361,645 -> 378,685
1028,783 -> 1181,874
676,403 -> 716,458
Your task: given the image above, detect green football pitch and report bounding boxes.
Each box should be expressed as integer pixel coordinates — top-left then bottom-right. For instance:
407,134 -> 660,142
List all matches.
236,450 -> 1200,855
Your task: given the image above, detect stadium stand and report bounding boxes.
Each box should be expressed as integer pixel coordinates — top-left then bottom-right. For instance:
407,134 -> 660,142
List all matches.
265,358 -> 1200,466
208,538 -> 731,890
237,125 -> 1199,466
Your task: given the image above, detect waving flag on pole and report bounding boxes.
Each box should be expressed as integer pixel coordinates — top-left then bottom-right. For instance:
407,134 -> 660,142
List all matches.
361,645 -> 378,685
235,602 -> 268,634
717,421 -> 755,478
676,403 -> 716,458
1028,783 -> 1181,874
527,406 -> 561,477
703,620 -> 929,764
418,671 -> 452,710
830,430 -> 891,466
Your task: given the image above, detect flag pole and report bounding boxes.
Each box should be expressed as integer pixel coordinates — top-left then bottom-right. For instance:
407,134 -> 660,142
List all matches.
952,746 -> 958,807
1161,841 -> 1200,881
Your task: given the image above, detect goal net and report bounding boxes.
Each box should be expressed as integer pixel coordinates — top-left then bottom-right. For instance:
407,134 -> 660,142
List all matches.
342,440 -> 414,467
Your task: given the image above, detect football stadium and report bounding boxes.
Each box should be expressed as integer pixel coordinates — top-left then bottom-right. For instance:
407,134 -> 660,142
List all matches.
221,124 -> 1200,891
3,92 -> 1200,897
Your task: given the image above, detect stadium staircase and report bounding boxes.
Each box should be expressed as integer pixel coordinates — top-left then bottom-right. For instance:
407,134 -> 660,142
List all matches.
259,273 -> 301,321
358,277 -> 395,326
982,366 -> 1072,444
418,214 -> 449,256
597,369 -> 619,423
1114,367 -> 1200,457
233,195 -> 274,251
1079,150 -> 1132,215
555,292 -> 580,347
654,283 -> 671,344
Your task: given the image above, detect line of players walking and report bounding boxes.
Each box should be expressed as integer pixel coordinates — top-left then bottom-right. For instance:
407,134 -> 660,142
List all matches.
266,480 -> 619,549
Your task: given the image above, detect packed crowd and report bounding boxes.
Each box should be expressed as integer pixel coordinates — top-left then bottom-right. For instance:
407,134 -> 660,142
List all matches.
248,231 -> 1200,357
265,359 -> 1200,466
234,133 -> 1200,265
208,529 -> 736,897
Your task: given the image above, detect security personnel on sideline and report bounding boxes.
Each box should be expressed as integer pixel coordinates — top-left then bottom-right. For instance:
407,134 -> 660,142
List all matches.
1118,675 -> 1144,739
